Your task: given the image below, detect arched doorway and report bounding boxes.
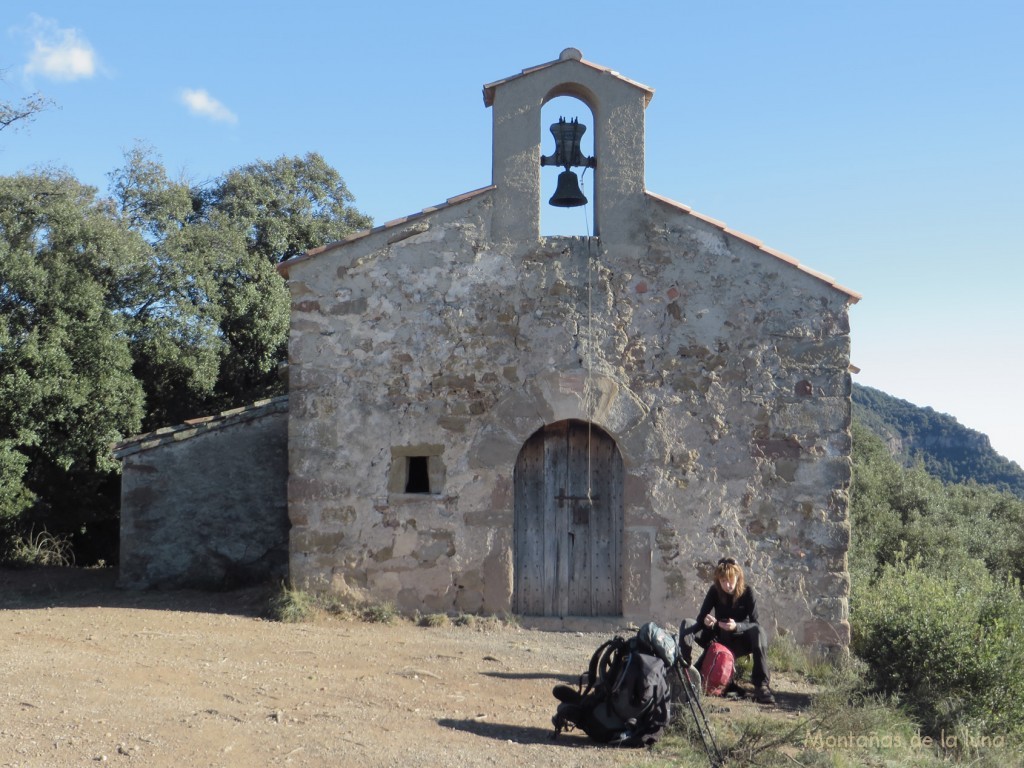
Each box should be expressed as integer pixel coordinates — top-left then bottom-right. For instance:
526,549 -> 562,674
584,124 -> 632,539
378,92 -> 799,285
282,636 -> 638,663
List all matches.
513,420 -> 623,617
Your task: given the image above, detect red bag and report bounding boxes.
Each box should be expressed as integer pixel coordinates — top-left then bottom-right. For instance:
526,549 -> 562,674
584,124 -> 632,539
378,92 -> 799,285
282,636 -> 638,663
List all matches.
700,641 -> 735,696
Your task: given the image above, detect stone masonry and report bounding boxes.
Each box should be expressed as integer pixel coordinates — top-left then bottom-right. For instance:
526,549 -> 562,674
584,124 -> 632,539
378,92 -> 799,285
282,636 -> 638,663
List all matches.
278,50 -> 860,654
115,397 -> 289,589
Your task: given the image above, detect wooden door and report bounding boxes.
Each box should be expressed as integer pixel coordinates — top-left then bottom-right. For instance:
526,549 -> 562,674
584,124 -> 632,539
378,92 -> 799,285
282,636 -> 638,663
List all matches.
513,420 -> 623,617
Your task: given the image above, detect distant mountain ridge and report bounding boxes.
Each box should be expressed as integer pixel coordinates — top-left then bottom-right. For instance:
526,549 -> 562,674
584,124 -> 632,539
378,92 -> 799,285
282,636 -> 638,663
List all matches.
852,383 -> 1024,499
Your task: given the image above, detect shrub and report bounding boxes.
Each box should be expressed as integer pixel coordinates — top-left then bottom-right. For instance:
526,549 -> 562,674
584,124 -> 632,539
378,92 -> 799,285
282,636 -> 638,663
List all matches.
360,600 -> 397,624
5,528 -> 75,567
269,584 -> 317,623
767,634 -> 811,676
853,558 -> 1024,742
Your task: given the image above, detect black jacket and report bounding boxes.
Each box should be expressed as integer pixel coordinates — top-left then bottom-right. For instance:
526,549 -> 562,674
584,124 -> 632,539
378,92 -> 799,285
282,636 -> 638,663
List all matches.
695,584 -> 760,637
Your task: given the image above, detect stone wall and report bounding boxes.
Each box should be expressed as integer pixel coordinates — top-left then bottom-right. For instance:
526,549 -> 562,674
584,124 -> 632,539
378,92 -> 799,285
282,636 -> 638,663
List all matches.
116,397 -> 289,589
283,191 -> 854,652
280,50 -> 856,653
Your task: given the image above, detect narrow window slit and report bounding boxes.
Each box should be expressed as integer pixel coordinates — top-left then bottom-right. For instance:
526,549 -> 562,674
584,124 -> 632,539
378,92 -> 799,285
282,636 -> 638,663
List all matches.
405,456 -> 431,494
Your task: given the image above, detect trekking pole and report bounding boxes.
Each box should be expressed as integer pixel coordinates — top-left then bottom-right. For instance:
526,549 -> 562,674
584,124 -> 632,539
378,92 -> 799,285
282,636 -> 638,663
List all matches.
672,660 -> 724,768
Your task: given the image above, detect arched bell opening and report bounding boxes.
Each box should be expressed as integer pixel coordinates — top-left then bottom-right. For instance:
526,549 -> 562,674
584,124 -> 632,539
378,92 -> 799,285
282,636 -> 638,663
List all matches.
540,95 -> 596,237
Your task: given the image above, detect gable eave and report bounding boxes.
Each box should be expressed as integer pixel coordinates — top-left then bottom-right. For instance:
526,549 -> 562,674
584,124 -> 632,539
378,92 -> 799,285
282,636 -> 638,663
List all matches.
482,54 -> 654,108
646,191 -> 862,304
277,185 -> 495,277
112,395 -> 289,461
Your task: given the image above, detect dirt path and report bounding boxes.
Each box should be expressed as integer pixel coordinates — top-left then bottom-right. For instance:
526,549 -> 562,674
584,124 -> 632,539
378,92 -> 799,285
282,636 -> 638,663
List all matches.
1,568 -> 813,768
1,568 -> 674,768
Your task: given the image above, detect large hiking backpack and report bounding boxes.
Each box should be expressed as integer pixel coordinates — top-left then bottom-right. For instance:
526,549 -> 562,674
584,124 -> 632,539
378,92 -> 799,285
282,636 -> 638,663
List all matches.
699,641 -> 735,696
551,622 -> 674,747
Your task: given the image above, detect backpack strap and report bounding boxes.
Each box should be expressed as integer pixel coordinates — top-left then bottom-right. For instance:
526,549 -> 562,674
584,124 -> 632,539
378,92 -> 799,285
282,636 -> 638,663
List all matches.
582,636 -> 628,698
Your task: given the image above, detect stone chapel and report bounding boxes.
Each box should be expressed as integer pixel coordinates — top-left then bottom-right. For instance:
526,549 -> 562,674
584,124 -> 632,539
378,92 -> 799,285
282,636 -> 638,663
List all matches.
116,49 -> 859,654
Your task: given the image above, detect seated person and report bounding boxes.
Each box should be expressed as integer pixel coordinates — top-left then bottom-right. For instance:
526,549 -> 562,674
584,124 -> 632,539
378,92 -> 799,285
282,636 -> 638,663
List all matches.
679,556 -> 775,704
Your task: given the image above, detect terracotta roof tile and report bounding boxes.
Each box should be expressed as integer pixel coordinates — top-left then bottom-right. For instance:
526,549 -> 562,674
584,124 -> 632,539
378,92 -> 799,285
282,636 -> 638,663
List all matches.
759,245 -> 800,266
278,186 -> 495,276
482,50 -> 654,108
380,214 -> 411,229
646,191 -> 862,304
277,180 -> 859,304
722,227 -> 763,248
112,395 -> 289,460
684,209 -> 728,230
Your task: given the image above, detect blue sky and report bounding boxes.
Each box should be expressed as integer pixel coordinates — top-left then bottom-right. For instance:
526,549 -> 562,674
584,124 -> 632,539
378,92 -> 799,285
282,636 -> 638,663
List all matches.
3,1 -> 1023,467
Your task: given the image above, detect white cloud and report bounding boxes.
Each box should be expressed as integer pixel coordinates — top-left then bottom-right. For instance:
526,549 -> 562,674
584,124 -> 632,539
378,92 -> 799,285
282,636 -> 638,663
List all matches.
23,16 -> 97,81
180,88 -> 238,124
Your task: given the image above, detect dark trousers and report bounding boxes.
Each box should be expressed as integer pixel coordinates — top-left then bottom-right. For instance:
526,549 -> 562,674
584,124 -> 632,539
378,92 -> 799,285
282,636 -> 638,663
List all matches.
678,618 -> 772,688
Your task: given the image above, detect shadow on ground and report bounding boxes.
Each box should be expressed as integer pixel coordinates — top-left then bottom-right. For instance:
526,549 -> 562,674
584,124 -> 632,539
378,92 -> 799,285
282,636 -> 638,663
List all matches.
770,688 -> 813,713
439,717 -> 612,750
483,671 -> 579,684
702,678 -> 814,716
0,566 -> 273,617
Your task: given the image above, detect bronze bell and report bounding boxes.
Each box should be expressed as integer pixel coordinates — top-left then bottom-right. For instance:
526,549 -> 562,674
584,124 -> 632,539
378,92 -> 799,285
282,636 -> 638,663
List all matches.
550,170 -> 588,207
541,117 -> 595,209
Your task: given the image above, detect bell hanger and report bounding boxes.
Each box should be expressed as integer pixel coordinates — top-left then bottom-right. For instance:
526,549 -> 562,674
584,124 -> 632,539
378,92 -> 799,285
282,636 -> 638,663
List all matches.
540,117 -> 596,208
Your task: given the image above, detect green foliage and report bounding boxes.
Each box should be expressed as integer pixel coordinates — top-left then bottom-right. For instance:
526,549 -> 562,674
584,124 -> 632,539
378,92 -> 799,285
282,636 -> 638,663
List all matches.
850,422 -> 1024,586
360,601 -> 398,624
0,170 -> 146,562
0,172 -> 146,471
1,148 -> 371,563
0,439 -> 35,562
659,660 -> 899,768
268,583 -> 353,622
801,669 -> 943,768
766,634 -> 823,678
215,153 -> 373,265
852,558 -> 1024,742
853,383 -> 1024,498
0,440 -> 34,519
268,584 -> 401,625
849,421 -> 1024,753
716,716 -> 813,768
269,583 -> 317,623
110,147 -> 274,428
107,146 -> 372,431
656,653 -> 1020,767
0,84 -> 54,133
6,527 -> 75,567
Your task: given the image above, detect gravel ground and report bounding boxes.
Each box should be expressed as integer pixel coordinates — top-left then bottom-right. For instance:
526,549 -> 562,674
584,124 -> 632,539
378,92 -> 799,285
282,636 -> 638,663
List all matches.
1,568 -> 671,768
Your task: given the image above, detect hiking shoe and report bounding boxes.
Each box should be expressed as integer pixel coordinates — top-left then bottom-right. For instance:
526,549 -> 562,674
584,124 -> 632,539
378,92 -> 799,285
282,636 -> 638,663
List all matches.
754,685 -> 776,705
724,681 -> 746,700
552,713 -> 568,737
